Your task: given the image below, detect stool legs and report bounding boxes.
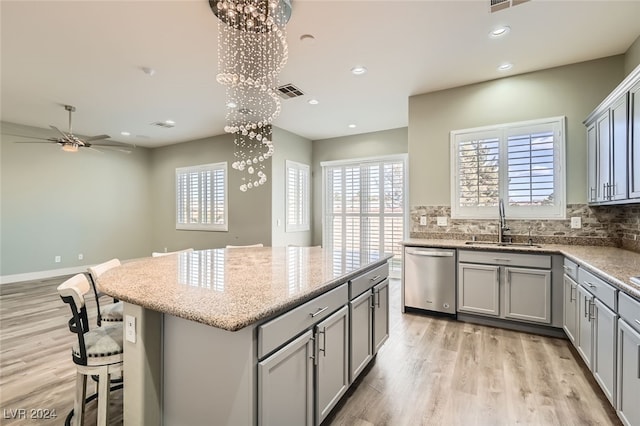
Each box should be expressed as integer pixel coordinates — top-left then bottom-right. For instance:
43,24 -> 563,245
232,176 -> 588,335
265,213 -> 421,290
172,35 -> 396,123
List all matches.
74,371 -> 87,426
96,368 -> 111,426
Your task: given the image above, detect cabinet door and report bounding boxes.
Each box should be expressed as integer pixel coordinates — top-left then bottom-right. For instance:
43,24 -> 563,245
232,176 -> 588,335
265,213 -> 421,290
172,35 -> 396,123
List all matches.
563,275 -> 578,345
258,330 -> 314,426
315,306 -> 349,425
373,279 -> 390,354
593,298 -> 618,406
596,111 -> 611,202
504,267 -> 551,324
630,81 -> 640,199
577,285 -> 594,369
457,263 -> 500,316
587,122 -> 598,203
611,95 -> 629,200
349,290 -> 373,382
617,318 -> 640,426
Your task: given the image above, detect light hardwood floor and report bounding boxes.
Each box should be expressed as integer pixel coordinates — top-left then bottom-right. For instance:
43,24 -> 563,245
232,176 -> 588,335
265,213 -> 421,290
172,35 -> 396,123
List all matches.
0,276 -> 621,426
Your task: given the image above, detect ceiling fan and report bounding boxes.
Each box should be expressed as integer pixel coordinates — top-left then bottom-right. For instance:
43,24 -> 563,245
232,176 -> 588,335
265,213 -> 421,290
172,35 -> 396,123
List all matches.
11,105 -> 134,153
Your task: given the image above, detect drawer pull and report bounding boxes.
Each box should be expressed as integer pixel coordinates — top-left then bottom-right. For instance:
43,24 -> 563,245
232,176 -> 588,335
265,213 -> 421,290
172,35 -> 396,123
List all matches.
310,306 -> 329,318
585,281 -> 596,289
635,319 -> 640,327
493,258 -> 512,262
370,275 -> 381,282
563,265 -> 572,272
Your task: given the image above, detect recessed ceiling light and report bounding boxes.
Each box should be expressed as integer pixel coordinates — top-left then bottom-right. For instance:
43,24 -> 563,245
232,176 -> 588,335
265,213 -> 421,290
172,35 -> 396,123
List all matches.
165,120 -> 175,125
120,131 -> 131,136
226,101 -> 237,108
308,99 -> 319,105
489,26 -> 511,38
351,66 -> 367,76
300,34 -> 315,44
348,124 -> 357,128
497,63 -> 513,71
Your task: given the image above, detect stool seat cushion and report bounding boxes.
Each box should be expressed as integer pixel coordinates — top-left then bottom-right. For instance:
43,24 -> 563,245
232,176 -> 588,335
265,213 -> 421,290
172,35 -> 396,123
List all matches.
101,301 -> 123,321
73,323 -> 123,359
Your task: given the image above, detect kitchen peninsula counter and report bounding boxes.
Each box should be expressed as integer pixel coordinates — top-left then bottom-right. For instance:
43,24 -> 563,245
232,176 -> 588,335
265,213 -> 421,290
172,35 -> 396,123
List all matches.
97,246 -> 392,426
402,238 -> 640,300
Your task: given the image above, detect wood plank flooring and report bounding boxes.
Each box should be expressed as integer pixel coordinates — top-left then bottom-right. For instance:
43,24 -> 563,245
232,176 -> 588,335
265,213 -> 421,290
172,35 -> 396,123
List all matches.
0,276 -> 621,426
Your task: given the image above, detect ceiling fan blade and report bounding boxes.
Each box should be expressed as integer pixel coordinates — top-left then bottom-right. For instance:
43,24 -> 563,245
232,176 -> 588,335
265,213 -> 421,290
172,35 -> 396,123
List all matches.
84,134 -> 111,142
92,140 -> 136,148
4,133 -> 57,141
90,145 -> 132,154
14,140 -> 57,144
50,125 -> 71,141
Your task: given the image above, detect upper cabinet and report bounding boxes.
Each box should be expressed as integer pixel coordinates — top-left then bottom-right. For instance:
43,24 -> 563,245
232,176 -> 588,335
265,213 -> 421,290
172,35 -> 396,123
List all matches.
585,65 -> 640,205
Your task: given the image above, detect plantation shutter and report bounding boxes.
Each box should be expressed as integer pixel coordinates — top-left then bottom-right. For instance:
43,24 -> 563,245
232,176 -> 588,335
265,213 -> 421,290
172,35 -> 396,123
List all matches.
176,162 -> 228,231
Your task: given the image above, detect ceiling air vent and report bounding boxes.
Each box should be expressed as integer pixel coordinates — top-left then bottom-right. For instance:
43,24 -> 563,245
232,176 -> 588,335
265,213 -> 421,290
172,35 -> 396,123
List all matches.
151,121 -> 175,129
490,0 -> 529,13
276,84 -> 304,99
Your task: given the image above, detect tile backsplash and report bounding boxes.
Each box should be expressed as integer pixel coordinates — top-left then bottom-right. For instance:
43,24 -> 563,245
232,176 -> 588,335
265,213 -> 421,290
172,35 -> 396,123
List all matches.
410,204 -> 640,252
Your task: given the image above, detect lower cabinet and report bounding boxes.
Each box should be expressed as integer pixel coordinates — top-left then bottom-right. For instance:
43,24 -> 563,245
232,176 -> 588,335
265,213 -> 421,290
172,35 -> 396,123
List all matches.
350,290 -> 373,382
617,292 -> 640,426
576,284 -> 595,369
563,274 -> 578,344
457,263 -> 500,316
593,298 -> 618,405
504,267 -> 551,324
373,279 -> 390,353
315,306 -> 349,425
258,331 -> 314,426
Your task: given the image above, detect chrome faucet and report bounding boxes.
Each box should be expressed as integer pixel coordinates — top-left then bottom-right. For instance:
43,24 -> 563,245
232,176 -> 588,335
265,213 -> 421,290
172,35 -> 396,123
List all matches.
498,198 -> 510,244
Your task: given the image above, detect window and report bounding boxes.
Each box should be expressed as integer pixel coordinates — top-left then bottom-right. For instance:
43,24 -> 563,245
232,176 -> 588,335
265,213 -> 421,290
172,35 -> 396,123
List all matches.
451,117 -> 565,219
285,160 -> 310,232
322,155 -> 407,275
176,162 -> 228,231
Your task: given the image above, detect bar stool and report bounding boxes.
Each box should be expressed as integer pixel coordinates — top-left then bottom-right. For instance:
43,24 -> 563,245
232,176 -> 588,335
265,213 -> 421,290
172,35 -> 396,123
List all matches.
151,247 -> 194,257
57,274 -> 124,426
87,259 -> 123,326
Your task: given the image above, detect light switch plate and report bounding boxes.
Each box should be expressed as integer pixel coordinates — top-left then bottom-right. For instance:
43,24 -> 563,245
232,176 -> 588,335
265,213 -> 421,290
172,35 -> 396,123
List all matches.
419,215 -> 427,226
437,216 -> 448,227
125,315 -> 136,343
571,217 -> 582,229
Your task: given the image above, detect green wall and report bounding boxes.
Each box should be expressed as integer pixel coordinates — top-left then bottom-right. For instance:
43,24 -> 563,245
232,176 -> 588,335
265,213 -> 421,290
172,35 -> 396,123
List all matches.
311,127 -> 409,246
408,55 -> 625,208
0,122 -> 153,277
149,133 -> 272,252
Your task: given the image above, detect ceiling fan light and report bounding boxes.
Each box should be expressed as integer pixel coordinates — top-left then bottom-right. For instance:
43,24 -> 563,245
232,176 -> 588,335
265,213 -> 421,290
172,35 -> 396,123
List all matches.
62,143 -> 79,152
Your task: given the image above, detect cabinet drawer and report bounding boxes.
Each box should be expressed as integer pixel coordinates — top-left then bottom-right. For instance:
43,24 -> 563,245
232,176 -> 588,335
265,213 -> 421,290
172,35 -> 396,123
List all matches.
577,268 -> 617,311
258,284 -> 348,359
349,262 -> 388,300
458,250 -> 550,269
563,258 -> 579,281
619,291 -> 640,333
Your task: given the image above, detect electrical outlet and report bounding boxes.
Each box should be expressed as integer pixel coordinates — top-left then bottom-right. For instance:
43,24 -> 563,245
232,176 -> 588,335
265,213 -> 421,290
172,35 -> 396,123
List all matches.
125,315 -> 136,343
54,255 -> 61,263
437,216 -> 448,227
78,253 -> 83,261
571,217 -> 582,229
419,215 -> 427,226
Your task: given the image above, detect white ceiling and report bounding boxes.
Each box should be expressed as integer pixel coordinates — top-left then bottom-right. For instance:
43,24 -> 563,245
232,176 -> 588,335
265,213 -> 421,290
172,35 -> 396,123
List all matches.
2,0 -> 640,147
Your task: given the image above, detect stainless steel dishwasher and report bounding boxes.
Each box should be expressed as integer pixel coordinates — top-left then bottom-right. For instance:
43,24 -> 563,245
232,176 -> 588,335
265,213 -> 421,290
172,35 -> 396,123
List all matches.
403,247 -> 456,315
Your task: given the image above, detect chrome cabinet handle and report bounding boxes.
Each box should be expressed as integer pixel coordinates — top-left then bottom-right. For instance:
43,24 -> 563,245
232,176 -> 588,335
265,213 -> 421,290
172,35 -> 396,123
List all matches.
317,328 -> 326,357
493,258 -> 512,262
370,275 -> 381,282
570,285 -> 576,302
589,301 -> 595,321
563,265 -> 571,272
634,319 -> 640,326
374,289 -> 381,308
584,281 -> 596,289
589,187 -> 596,201
584,297 -> 588,319
310,306 -> 329,317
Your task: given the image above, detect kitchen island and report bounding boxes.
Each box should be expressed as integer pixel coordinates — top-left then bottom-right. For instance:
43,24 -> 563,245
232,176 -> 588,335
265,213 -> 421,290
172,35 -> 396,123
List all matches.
97,246 -> 392,426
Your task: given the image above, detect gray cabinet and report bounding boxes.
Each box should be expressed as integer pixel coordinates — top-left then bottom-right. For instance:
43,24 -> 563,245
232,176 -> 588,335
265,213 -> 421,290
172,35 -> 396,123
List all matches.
593,298 -> 618,405
457,263 -> 500,316
563,274 -> 578,344
587,122 -> 598,202
315,305 -> 349,425
349,290 -> 373,382
630,81 -> 640,199
610,95 -> 629,201
595,110 -> 612,202
617,292 -> 640,426
373,279 -> 390,354
576,284 -> 594,369
504,267 -> 551,324
457,251 -> 552,325
258,330 -> 314,426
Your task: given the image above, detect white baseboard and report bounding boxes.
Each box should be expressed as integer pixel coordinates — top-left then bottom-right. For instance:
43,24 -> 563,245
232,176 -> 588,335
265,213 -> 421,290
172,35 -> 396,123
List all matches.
0,266 -> 89,285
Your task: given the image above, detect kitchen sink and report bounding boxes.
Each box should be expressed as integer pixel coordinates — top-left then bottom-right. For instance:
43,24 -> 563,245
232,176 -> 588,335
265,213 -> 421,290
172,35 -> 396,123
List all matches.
464,241 -> 542,248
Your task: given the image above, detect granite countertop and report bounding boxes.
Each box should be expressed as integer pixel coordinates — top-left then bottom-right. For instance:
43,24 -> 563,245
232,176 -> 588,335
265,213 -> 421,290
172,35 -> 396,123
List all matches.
97,246 -> 392,331
402,238 -> 640,300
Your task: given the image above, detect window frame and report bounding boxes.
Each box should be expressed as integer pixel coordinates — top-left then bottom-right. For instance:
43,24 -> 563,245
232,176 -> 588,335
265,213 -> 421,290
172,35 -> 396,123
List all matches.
450,116 -> 566,220
285,160 -> 310,233
175,162 -> 228,232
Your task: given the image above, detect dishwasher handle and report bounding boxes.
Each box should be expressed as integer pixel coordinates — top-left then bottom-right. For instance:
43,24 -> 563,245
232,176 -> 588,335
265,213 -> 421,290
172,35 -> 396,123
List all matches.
405,247 -> 454,257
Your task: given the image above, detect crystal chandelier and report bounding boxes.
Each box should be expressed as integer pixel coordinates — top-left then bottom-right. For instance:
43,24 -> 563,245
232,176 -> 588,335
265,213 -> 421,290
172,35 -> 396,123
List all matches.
211,0 -> 291,192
